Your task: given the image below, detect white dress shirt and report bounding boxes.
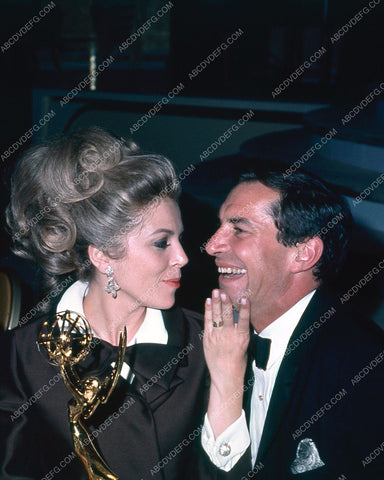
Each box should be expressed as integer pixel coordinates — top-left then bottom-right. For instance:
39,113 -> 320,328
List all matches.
56,280 -> 168,380
201,290 -> 316,471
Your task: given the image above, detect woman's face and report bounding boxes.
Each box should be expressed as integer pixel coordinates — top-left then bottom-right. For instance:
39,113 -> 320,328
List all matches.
110,198 -> 188,310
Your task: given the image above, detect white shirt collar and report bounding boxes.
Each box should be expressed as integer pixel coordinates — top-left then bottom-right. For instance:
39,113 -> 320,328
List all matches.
258,290 -> 316,369
56,280 -> 168,346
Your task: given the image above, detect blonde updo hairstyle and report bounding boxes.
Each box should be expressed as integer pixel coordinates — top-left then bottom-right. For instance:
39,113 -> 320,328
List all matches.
6,127 -> 180,300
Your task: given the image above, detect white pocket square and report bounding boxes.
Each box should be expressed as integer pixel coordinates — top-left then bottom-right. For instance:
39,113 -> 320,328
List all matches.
290,438 -> 325,474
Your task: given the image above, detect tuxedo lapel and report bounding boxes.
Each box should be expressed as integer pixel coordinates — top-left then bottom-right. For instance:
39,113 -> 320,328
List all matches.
256,288 -> 334,465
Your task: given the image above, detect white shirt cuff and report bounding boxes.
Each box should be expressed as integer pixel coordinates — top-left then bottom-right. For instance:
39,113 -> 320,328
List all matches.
201,410 -> 250,471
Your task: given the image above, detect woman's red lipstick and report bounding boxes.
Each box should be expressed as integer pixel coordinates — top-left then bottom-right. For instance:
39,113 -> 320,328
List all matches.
163,278 -> 181,288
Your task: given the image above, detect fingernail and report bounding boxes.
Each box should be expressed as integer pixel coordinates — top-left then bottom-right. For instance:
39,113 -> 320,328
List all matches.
241,297 -> 247,305
206,298 -> 211,305
220,293 -> 227,301
213,290 -> 219,298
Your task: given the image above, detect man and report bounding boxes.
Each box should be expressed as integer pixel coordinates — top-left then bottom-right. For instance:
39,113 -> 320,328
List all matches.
201,170 -> 384,479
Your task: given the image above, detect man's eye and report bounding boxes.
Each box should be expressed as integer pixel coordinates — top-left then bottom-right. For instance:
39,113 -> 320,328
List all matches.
234,226 -> 245,234
154,238 -> 170,249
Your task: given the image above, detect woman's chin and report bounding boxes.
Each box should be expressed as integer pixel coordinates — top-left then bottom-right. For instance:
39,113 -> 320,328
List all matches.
149,296 -> 176,311
161,299 -> 176,310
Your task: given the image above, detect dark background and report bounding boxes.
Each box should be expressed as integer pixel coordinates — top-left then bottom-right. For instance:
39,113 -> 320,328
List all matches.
0,0 -> 383,322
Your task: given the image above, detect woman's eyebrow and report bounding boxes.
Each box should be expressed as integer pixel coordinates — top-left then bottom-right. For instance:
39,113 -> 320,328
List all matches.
150,228 -> 174,236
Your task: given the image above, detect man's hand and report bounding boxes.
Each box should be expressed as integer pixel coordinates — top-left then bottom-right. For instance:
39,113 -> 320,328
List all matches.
203,289 -> 250,437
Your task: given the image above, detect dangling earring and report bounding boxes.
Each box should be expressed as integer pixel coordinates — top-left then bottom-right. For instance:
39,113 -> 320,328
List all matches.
104,266 -> 120,298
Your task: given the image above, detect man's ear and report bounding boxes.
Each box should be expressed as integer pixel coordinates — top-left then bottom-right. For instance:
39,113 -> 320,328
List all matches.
88,245 -> 110,274
291,236 -> 324,274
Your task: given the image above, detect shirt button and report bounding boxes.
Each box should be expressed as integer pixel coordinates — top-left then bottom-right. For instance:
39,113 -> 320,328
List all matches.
259,394 -> 264,400
219,442 -> 231,456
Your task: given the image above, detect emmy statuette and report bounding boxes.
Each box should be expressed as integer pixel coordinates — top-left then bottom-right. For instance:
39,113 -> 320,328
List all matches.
38,310 -> 127,480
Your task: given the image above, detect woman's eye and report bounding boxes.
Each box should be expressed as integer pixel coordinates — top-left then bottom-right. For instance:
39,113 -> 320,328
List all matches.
154,238 -> 170,249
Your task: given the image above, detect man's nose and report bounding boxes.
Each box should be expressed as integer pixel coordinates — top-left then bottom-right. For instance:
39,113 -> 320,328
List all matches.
205,226 -> 230,256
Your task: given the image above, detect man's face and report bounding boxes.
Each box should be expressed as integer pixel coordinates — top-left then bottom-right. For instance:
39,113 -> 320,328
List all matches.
206,182 -> 296,315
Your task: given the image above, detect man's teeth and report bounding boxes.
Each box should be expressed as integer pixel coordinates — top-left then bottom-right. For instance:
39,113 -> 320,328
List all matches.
218,267 -> 247,274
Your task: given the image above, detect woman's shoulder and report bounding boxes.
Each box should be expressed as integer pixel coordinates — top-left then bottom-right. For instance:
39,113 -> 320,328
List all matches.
180,307 -> 204,335
0,317 -> 55,399
161,305 -> 204,349
181,307 -> 203,324
0,316 -> 44,359
1,314 -> 42,339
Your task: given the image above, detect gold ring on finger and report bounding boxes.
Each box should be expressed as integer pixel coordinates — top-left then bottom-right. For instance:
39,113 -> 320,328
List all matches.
212,320 -> 224,328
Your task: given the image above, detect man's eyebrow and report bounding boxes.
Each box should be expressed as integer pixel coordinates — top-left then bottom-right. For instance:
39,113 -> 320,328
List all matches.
228,217 -> 253,226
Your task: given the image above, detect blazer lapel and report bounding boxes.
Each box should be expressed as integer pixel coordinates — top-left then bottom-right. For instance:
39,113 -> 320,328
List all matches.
128,343 -> 185,402
256,288 -> 334,464
129,306 -> 190,406
77,306 -> 191,408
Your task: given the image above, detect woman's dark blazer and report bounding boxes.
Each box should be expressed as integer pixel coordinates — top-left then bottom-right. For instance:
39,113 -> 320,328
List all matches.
0,304 -> 212,480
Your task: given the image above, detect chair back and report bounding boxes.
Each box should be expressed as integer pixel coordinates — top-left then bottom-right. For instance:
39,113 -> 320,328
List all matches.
0,269 -> 21,332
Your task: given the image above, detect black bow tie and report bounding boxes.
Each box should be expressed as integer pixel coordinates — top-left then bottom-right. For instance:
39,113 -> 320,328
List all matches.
248,333 -> 271,370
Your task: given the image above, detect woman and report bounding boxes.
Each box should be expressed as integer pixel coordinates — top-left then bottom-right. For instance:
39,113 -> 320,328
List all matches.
0,127 -> 210,480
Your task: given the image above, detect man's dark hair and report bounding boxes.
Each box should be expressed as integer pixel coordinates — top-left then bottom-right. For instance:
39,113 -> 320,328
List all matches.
239,170 -> 353,283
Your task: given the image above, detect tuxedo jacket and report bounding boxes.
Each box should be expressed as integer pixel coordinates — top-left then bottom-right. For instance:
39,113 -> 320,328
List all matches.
0,305 -> 213,480
217,287 -> 384,480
